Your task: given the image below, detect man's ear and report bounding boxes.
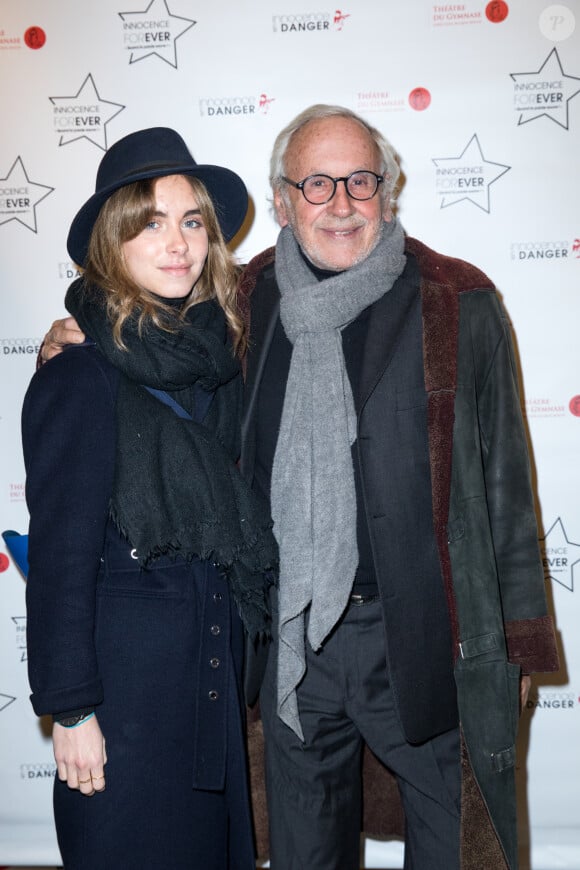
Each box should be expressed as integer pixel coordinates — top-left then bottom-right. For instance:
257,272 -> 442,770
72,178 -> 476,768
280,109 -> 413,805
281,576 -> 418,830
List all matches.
383,202 -> 393,223
273,188 -> 290,227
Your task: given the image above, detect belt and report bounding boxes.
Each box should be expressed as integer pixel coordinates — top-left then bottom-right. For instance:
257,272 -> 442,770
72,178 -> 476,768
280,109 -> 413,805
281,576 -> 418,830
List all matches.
349,592 -> 380,606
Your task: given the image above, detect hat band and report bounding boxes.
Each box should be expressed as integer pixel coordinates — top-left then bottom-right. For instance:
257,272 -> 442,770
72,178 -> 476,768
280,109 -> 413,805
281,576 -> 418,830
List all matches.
117,160 -> 195,180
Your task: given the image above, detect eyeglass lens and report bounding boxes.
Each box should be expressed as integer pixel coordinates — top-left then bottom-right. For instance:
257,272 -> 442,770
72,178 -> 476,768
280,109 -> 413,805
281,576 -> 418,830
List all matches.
302,171 -> 379,203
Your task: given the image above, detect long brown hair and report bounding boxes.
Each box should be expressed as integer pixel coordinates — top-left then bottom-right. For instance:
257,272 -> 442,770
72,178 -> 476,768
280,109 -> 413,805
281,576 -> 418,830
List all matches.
83,175 -> 246,354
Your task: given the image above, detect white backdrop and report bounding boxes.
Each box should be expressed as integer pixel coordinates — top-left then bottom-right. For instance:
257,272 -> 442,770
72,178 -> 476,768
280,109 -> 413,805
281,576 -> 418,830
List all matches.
1,1 -> 579,867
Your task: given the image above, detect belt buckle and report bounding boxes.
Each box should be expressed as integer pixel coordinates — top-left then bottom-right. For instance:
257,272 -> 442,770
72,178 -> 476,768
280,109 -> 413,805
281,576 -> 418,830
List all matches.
349,592 -> 378,606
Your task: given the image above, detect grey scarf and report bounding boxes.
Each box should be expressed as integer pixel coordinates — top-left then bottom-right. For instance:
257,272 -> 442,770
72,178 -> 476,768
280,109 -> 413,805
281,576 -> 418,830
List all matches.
272,219 -> 406,738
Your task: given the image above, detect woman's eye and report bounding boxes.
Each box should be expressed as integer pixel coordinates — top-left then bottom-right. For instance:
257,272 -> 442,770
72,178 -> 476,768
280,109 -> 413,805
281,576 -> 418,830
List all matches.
184,218 -> 201,229
145,220 -> 160,230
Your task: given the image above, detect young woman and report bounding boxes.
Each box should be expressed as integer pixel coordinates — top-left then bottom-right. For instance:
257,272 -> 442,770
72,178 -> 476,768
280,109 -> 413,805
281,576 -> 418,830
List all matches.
22,127 -> 277,870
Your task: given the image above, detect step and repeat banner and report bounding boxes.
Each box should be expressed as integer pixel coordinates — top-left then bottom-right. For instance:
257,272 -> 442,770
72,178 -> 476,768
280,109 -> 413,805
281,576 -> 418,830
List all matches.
1,0 -> 579,867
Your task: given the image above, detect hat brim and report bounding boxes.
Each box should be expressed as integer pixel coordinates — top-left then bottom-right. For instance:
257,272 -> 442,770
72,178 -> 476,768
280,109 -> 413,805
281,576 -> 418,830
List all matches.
67,162 -> 248,266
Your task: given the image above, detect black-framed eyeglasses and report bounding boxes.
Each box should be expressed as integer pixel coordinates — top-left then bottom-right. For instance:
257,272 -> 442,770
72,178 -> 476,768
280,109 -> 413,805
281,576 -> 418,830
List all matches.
282,170 -> 384,205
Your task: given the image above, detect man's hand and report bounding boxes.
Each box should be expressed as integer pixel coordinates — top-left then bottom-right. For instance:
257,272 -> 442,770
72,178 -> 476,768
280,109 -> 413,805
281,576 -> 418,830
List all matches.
520,674 -> 532,713
41,316 -> 85,363
53,715 -> 107,796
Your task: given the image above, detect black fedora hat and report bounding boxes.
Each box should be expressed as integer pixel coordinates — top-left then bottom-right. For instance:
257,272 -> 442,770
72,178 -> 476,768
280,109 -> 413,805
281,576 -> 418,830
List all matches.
67,127 -> 248,266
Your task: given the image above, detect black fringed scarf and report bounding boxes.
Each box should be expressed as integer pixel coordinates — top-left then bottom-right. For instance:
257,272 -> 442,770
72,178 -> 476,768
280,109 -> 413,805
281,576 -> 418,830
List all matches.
66,279 -> 277,638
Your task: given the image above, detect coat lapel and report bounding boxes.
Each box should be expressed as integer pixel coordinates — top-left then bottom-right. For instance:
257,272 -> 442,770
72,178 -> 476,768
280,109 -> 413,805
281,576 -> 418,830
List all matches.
240,267 -> 280,473
357,259 -> 421,414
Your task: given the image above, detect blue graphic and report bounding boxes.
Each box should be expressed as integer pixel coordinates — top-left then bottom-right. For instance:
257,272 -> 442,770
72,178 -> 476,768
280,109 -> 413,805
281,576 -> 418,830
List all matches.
2,530 -> 29,579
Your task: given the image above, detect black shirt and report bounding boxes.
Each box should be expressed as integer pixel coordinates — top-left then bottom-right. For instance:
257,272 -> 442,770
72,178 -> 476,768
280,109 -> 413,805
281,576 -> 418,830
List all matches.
253,269 -> 378,596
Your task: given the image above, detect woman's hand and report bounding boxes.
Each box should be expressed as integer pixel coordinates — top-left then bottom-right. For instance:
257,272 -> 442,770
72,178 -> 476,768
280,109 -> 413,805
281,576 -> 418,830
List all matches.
41,316 -> 86,362
53,714 -> 107,796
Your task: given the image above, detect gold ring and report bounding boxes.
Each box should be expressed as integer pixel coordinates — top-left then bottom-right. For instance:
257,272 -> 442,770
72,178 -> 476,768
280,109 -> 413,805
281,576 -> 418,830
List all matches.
91,774 -> 105,781
78,777 -> 91,784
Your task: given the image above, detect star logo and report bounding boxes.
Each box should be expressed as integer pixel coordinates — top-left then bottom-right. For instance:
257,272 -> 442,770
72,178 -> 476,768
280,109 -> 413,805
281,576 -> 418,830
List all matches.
0,693 -> 16,714
432,134 -> 510,212
49,74 -> 125,150
119,0 -> 196,67
540,517 -> 580,591
511,48 -> 580,129
0,158 -> 53,232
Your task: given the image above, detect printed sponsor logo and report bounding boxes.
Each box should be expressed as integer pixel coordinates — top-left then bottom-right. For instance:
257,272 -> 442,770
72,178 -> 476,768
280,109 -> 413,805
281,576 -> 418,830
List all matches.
199,94 -> 276,117
485,1 -> 508,23
433,134 -> 510,212
569,395 -> 580,417
0,553 -> 9,572
24,26 -> 46,49
409,87 -> 432,110
272,10 -> 350,33
356,86 -> 431,114
356,91 -> 406,114
0,24 -> 47,50
431,3 -> 483,26
0,338 -> 42,358
119,0 -> 195,67
540,517 -> 580,591
0,27 -> 22,50
539,5 -> 576,42
523,397 -> 566,419
510,239 -> 575,261
258,93 -> 276,114
58,261 -> 82,282
333,9 -> 350,29
11,617 -> 27,662
20,762 -> 57,780
49,74 -> 125,150
510,47 -> 580,129
8,483 -> 26,503
526,690 -> 577,711
0,158 -> 54,233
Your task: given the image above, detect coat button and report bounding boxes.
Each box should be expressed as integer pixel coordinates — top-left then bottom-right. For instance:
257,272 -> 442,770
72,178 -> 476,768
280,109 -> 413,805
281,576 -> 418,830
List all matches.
210,657 -> 220,669
213,591 -> 223,602
208,690 -> 219,701
210,624 -> 221,636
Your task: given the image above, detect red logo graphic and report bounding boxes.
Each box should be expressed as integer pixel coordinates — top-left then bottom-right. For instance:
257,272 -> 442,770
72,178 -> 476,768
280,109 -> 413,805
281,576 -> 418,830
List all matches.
0,553 -> 9,572
334,9 -> 350,30
486,1 -> 508,23
259,93 -> 276,114
573,239 -> 580,258
569,396 -> 580,417
409,87 -> 431,111
24,26 -> 46,49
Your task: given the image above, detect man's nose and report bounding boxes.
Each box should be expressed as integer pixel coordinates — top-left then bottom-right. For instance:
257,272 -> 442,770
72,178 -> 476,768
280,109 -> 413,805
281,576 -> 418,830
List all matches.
327,179 -> 354,215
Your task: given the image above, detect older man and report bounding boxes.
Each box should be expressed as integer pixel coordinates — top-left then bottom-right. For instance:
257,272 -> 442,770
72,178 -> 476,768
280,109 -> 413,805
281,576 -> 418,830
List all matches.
237,105 -> 558,870
43,105 -> 558,870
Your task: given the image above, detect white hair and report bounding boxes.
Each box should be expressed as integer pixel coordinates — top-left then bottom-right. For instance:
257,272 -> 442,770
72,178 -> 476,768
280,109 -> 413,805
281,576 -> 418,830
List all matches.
269,104 -> 401,208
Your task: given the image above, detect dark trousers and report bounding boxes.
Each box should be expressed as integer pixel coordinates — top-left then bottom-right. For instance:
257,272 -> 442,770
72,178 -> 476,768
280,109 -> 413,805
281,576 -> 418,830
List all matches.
260,597 -> 461,870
